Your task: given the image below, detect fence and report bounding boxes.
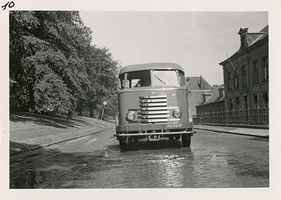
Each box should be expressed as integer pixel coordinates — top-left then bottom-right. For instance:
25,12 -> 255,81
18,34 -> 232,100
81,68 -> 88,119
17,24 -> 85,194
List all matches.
192,107 -> 269,127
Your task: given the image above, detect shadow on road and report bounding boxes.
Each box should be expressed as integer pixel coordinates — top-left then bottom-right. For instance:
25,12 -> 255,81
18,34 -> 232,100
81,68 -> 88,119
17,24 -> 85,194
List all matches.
107,139 -> 185,152
10,141 -> 42,156
10,111 -> 97,129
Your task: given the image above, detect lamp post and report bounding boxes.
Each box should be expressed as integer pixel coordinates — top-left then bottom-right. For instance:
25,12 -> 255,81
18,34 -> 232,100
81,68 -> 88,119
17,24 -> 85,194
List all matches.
101,101 -> 107,120
97,101 -> 107,124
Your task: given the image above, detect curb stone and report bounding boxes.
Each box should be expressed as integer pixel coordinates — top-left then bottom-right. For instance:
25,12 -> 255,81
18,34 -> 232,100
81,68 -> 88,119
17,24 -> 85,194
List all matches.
194,126 -> 269,138
10,127 -> 113,156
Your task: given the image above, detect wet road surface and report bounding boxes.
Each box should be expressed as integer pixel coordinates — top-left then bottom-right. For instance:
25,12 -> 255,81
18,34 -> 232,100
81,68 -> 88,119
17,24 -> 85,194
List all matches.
10,128 -> 269,188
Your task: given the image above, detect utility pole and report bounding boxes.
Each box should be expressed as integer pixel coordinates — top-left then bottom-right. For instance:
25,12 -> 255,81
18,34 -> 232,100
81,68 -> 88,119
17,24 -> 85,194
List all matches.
97,101 -> 107,124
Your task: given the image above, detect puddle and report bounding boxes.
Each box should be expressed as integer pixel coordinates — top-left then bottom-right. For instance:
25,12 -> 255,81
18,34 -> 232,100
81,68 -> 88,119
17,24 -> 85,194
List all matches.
10,169 -> 66,189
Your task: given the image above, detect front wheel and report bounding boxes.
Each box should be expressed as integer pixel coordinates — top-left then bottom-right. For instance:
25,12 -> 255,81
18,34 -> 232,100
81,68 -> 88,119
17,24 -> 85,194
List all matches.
133,137 -> 139,150
119,137 -> 127,152
182,134 -> 191,147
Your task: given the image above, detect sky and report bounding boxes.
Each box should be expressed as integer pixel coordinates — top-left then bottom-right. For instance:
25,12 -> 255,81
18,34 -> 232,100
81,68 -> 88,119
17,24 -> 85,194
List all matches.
80,11 -> 268,86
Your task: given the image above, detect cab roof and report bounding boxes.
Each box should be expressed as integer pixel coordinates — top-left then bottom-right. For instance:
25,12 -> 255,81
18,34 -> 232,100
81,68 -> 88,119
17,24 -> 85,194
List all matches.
119,63 -> 184,75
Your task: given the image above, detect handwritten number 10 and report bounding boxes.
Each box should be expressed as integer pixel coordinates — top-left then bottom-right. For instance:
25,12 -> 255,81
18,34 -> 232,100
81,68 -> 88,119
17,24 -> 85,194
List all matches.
2,1 -> 15,11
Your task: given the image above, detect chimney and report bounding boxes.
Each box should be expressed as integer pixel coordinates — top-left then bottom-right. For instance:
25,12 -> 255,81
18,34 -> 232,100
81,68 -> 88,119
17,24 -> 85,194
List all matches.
218,87 -> 224,98
213,84 -> 218,89
238,28 -> 249,50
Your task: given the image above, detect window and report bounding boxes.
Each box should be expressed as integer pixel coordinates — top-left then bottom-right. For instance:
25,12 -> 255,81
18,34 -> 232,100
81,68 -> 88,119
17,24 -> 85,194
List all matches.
229,98 -> 233,110
252,61 -> 259,84
119,74 -> 125,89
119,70 -> 182,89
243,96 -> 248,110
128,70 -> 151,88
119,70 -> 151,89
152,70 -> 178,86
262,56 -> 269,81
234,74 -> 239,89
253,94 -> 258,109
235,97 -> 240,110
262,93 -> 269,107
241,65 -> 247,87
228,72 -> 232,89
178,71 -> 186,86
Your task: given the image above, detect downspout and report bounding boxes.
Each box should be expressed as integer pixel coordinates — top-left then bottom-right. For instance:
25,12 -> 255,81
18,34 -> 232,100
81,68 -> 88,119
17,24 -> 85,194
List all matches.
245,48 -> 251,109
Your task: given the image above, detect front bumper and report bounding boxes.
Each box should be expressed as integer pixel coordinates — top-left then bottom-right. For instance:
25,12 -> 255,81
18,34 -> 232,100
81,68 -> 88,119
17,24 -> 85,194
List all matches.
114,130 -> 195,137
116,122 -> 193,132
115,122 -> 196,137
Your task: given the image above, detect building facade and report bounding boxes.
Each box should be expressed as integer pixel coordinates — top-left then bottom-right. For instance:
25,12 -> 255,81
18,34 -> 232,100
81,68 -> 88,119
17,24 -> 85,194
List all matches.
186,76 -> 212,116
196,84 -> 225,114
219,25 -> 269,112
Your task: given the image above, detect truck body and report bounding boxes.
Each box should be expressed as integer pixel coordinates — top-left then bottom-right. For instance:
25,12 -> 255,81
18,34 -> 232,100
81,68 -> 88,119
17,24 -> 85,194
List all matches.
115,63 -> 195,151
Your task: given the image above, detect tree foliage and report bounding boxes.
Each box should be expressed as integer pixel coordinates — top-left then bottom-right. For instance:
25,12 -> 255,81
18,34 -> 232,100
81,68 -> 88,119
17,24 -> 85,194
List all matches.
84,46 -> 119,118
10,11 -> 120,119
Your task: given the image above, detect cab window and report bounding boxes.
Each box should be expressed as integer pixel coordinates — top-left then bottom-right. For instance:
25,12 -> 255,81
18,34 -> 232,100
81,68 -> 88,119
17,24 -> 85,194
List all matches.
152,70 -> 178,86
179,71 -> 186,86
128,70 -> 151,87
119,70 -> 151,89
119,74 -> 125,89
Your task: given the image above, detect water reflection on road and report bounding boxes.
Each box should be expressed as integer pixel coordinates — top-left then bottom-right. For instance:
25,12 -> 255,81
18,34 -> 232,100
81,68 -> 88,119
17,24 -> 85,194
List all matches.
10,130 -> 269,188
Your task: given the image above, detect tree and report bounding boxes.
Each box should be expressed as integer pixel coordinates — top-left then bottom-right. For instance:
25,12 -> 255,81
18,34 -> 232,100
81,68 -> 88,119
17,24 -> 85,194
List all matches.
9,11 -> 92,114
85,46 -> 120,118
10,11 -> 120,119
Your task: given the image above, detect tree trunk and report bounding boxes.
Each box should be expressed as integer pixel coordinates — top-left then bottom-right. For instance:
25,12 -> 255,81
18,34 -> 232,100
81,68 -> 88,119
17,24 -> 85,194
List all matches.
89,104 -> 94,118
28,84 -> 35,111
77,104 -> 83,116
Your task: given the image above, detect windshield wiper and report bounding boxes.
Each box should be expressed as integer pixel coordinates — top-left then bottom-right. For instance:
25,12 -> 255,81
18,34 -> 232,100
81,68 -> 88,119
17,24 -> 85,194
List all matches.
154,75 -> 166,85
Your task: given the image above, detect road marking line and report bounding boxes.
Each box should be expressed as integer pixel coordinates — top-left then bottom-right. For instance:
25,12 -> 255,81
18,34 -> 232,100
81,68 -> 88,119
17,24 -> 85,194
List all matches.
86,138 -> 99,144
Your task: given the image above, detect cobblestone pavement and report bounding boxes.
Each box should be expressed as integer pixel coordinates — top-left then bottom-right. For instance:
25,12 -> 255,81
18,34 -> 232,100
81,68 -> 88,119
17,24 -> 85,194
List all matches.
52,130 -> 268,188
10,129 -> 269,189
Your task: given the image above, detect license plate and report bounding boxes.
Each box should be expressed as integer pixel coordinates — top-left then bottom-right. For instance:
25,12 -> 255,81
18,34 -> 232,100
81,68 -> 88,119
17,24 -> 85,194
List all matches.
167,123 -> 182,128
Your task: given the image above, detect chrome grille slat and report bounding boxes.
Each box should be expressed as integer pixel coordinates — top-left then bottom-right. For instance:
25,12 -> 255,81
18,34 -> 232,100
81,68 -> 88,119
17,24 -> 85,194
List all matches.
140,95 -> 167,99
141,110 -> 169,115
141,103 -> 167,107
139,99 -> 167,103
141,114 -> 170,119
139,95 -> 168,123
141,107 -> 167,111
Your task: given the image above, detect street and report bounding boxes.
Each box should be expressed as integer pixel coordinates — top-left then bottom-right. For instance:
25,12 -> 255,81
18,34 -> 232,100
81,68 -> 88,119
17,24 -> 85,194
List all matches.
10,127 -> 269,188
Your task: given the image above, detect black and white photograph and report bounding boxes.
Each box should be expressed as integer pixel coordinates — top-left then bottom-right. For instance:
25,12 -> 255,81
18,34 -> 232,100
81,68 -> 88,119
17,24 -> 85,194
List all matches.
1,0 -> 280,200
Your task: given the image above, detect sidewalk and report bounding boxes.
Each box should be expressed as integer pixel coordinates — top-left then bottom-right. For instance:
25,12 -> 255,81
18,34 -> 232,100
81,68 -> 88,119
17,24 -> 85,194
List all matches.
193,124 -> 269,138
10,112 -> 115,156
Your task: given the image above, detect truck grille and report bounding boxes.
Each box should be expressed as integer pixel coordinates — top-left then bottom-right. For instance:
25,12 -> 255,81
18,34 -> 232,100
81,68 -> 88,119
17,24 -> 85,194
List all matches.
139,95 -> 168,123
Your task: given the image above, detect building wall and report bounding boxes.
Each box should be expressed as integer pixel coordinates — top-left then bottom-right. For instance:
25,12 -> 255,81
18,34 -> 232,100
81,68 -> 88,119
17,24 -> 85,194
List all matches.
188,91 -> 205,116
222,36 -> 268,111
186,76 -> 213,117
196,100 -> 225,114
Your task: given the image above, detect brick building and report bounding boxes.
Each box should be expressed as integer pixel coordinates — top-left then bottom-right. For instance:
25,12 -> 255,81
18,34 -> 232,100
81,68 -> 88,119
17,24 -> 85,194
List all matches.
196,84 -> 225,114
219,25 -> 269,111
186,76 -> 212,116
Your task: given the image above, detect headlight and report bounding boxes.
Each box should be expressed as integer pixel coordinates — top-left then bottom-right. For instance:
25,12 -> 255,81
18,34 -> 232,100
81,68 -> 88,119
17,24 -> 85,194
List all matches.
126,111 -> 136,121
173,108 -> 182,118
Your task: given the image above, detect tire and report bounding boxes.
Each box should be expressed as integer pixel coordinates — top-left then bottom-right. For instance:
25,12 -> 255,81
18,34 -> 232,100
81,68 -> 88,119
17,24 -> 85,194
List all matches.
182,134 -> 191,147
133,137 -> 139,150
119,137 -> 127,152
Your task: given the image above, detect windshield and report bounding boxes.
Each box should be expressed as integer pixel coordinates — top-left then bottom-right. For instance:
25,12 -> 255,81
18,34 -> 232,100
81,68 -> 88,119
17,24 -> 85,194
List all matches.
119,70 -> 184,89
119,70 -> 151,89
152,70 -> 178,86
